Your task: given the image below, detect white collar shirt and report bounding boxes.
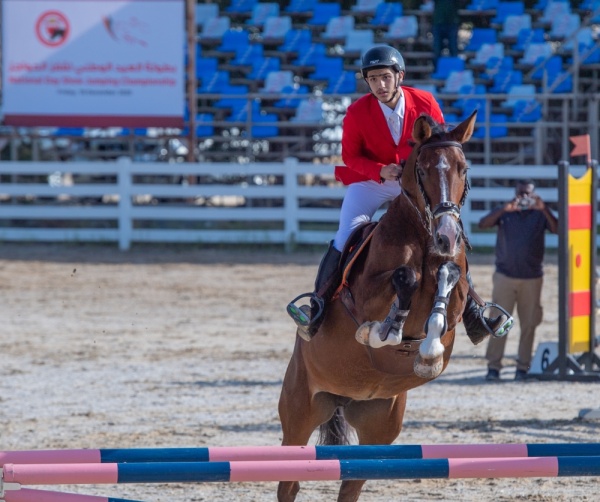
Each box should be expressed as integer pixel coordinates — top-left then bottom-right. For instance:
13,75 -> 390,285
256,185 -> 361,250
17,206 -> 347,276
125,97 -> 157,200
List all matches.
379,92 -> 405,145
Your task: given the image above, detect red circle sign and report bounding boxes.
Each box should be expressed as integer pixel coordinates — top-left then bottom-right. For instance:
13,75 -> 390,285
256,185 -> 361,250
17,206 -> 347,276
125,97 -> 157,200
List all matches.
36,11 -> 70,47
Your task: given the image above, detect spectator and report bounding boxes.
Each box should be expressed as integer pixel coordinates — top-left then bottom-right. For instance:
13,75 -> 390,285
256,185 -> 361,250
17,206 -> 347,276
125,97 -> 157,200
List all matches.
479,179 -> 558,381
286,44 -> 508,345
432,0 -> 461,64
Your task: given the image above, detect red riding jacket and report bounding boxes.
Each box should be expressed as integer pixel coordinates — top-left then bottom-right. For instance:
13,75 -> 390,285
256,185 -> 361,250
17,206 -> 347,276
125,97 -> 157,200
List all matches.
335,87 -> 444,185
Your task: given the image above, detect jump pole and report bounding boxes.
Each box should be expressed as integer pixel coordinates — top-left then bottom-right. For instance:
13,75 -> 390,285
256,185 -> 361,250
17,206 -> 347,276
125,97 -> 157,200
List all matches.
3,457 -> 600,484
1,488 -> 143,502
3,443 -> 600,465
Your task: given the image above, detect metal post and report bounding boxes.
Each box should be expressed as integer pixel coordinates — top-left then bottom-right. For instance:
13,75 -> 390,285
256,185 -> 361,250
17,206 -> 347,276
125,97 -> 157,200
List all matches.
185,0 -> 197,163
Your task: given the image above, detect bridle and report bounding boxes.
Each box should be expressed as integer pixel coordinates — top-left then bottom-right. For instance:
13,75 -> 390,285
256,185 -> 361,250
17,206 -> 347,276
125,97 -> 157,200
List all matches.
408,139 -> 472,250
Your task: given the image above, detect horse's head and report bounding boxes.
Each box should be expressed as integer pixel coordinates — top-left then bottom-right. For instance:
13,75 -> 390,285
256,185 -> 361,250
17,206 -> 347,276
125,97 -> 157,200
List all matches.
402,111 -> 476,257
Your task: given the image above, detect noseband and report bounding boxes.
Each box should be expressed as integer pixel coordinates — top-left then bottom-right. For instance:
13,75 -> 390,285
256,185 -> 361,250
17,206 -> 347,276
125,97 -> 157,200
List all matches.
413,139 -> 472,249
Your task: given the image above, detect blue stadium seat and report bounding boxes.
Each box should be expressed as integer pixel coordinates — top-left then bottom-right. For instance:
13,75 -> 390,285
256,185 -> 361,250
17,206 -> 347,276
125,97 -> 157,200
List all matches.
285,0 -> 318,15
307,3 -> 341,26
384,15 -> 418,43
517,42 -> 552,67
292,43 -> 327,67
489,69 -> 523,93
441,70 -> 475,93
324,71 -> 357,94
464,28 -> 497,52
490,1 -> 525,26
260,70 -> 294,93
499,14 -> 531,43
370,2 -> 402,27
481,56 -> 514,82
56,127 -> 85,136
262,16 -> 292,42
217,29 -> 250,54
273,85 -> 310,108
228,102 -> 278,137
500,84 -> 536,109
196,113 -> 215,137
291,99 -> 324,123
512,28 -> 545,52
196,57 -> 219,78
246,2 -> 280,27
530,54 -> 561,81
248,57 -> 281,80
198,70 -> 230,93
472,114 -> 508,139
539,1 -> 571,25
279,29 -> 312,52
509,99 -> 542,122
471,43 -> 504,68
196,4 -> 219,31
452,84 -> 486,110
344,30 -> 374,57
309,56 -> 344,81
431,56 -> 465,80
322,15 -> 355,41
465,0 -> 499,12
351,0 -> 384,15
230,44 -> 264,67
200,17 -> 231,43
227,0 -> 258,15
213,85 -> 250,115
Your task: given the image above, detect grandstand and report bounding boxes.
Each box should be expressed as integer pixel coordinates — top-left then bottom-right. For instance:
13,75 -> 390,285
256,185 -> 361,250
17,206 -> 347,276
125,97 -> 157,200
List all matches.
2,0 -> 600,166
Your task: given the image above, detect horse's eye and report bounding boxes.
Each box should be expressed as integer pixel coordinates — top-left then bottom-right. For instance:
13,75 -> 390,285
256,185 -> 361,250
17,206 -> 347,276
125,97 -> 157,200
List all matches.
417,168 -> 426,178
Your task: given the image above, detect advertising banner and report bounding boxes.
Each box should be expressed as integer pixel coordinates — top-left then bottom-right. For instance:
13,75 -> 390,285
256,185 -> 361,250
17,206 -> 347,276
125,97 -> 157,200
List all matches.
2,0 -> 185,127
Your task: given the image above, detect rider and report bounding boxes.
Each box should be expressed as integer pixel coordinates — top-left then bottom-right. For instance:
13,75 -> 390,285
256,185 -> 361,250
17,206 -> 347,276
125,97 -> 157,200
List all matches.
287,44 -> 511,343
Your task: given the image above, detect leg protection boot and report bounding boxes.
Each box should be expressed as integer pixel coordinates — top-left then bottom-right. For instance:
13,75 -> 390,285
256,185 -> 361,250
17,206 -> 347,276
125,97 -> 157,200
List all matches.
286,241 -> 342,341
463,271 -> 512,345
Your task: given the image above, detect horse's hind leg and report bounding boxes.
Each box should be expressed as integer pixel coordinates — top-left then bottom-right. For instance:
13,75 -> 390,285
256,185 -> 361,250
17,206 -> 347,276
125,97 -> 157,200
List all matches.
355,266 -> 418,348
339,393 -> 408,502
277,346 -> 338,502
415,262 -> 461,378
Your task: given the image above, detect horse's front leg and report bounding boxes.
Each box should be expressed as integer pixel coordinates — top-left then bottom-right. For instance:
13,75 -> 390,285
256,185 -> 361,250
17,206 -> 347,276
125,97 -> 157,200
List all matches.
355,266 -> 418,348
414,261 -> 461,379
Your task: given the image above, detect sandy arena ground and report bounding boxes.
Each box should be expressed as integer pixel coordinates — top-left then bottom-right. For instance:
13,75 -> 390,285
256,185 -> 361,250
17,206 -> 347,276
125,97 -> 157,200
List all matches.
1,243 -> 598,501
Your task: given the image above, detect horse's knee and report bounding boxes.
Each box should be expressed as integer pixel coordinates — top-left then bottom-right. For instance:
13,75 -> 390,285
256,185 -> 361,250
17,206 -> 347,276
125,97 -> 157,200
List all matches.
392,266 -> 418,306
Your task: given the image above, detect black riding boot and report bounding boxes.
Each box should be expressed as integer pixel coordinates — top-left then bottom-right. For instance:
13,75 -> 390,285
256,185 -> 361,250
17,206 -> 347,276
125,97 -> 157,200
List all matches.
463,271 -> 512,345
286,241 -> 342,341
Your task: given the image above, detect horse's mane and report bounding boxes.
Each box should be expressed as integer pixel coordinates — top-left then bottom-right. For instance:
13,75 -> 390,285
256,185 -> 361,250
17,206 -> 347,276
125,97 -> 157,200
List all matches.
420,113 -> 449,141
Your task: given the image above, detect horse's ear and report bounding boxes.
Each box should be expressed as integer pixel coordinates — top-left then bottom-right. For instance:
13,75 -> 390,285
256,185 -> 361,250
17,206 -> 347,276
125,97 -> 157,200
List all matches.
450,110 -> 477,144
412,114 -> 433,144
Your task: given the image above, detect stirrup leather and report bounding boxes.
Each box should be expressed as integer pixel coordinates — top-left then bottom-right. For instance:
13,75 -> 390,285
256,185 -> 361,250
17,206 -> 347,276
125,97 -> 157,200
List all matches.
480,302 -> 514,337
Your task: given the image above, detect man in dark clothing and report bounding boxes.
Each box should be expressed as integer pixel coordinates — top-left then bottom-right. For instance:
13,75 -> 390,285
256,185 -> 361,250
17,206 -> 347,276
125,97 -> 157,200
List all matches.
432,0 -> 461,64
478,179 -> 558,381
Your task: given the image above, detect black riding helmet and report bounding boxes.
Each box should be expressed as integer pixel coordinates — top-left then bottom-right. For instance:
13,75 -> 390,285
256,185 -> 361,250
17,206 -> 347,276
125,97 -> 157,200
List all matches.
361,45 -> 405,79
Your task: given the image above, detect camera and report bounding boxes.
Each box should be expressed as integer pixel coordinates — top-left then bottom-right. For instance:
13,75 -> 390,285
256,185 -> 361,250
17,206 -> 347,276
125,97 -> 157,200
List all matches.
517,196 -> 535,210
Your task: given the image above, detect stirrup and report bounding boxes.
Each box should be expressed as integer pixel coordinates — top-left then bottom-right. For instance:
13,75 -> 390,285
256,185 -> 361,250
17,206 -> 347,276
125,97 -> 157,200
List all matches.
480,302 -> 514,338
286,293 -> 324,327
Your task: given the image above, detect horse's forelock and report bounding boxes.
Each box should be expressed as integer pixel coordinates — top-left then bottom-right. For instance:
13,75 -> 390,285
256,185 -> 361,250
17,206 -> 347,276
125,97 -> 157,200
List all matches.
419,114 -> 448,144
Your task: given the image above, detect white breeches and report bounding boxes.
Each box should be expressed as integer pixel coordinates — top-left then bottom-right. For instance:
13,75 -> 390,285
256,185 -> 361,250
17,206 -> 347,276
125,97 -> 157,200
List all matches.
333,180 -> 402,252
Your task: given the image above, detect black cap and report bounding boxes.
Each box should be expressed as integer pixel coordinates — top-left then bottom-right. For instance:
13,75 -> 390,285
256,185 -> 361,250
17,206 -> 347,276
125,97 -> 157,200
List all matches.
361,45 -> 405,78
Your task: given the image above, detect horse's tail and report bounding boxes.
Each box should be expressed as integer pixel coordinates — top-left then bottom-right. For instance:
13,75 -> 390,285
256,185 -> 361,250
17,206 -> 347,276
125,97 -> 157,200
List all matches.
318,406 -> 352,446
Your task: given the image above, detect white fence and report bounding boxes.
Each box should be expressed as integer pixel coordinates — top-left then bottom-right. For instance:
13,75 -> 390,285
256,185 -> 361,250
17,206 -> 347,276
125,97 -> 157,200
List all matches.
0,158 -> 586,251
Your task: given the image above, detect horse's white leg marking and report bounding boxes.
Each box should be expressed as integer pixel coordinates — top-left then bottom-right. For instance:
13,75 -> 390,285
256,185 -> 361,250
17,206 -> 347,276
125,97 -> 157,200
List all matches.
419,264 -> 452,361
355,300 -> 408,348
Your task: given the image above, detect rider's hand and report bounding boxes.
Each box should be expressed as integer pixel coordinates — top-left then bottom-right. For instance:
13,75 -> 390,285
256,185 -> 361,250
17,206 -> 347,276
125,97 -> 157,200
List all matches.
380,163 -> 403,181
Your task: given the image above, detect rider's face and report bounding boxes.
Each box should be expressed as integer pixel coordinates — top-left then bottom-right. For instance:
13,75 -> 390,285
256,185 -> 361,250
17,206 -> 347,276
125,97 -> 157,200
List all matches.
365,69 -> 403,102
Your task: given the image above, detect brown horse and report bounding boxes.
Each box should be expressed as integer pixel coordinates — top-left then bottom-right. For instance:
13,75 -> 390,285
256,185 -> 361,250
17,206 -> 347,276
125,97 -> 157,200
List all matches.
278,111 -> 478,502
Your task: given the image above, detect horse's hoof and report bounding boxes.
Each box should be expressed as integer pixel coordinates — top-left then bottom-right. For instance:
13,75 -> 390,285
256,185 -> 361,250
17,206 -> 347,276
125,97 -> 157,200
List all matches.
355,323 -> 375,345
414,354 -> 443,379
